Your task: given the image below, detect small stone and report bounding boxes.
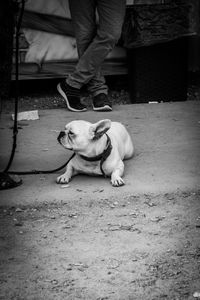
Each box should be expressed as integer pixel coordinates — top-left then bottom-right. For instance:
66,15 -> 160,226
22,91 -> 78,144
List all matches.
144,201 -> 156,207
78,267 -> 85,272
68,213 -> 78,218
193,292 -> 200,298
150,216 -> 165,223
62,225 -> 71,229
42,235 -> 47,239
109,205 -> 116,209
51,279 -> 58,285
15,208 -> 24,212
60,184 -> 70,189
31,208 -> 38,211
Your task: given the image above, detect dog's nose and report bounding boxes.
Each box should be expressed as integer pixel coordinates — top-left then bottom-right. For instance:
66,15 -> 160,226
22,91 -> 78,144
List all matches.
57,131 -> 65,143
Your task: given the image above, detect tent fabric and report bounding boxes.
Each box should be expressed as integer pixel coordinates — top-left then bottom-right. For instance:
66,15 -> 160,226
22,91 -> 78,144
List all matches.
22,0 -> 75,63
22,10 -> 74,37
24,0 -> 71,19
22,0 -> 126,64
23,29 -> 78,64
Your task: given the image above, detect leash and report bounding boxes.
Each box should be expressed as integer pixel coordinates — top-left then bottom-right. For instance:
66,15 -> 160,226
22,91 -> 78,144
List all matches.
7,152 -> 76,175
79,134 -> 112,177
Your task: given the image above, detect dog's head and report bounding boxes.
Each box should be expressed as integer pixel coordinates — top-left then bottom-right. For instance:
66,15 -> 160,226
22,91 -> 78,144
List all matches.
57,119 -> 111,153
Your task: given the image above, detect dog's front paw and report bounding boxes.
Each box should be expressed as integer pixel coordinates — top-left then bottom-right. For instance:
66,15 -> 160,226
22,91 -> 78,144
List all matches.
111,174 -> 125,187
56,173 -> 71,184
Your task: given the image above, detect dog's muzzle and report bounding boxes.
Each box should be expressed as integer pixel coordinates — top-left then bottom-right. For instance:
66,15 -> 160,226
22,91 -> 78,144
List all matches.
57,131 -> 65,144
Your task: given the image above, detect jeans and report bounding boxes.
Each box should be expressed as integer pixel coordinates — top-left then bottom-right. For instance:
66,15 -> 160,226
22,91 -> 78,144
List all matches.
67,0 -> 126,96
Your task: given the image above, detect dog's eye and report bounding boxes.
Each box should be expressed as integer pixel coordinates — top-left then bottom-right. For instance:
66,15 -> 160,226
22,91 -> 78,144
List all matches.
68,130 -> 74,136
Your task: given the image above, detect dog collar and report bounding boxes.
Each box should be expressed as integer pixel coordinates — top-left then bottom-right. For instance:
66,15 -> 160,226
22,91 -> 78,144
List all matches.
79,134 -> 112,177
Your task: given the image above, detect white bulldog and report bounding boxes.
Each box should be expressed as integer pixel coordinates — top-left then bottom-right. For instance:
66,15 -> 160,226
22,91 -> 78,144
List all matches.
57,119 -> 134,187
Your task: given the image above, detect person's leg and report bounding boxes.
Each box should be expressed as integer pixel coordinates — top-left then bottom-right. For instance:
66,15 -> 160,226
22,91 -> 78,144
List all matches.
69,0 -> 96,58
68,0 -> 109,109
66,0 -> 96,89
57,0 -> 96,112
67,0 -> 126,92
58,0 -> 126,111
88,0 -> 126,98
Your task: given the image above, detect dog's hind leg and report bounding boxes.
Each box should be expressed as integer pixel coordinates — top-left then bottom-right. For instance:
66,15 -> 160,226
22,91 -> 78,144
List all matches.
124,135 -> 134,159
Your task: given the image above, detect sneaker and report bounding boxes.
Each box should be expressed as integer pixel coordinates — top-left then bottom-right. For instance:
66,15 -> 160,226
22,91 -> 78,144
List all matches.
92,93 -> 112,111
57,81 -> 87,112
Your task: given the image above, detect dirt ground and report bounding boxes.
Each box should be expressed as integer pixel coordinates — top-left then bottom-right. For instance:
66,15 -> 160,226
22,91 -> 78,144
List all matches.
0,190 -> 200,300
0,76 -> 200,299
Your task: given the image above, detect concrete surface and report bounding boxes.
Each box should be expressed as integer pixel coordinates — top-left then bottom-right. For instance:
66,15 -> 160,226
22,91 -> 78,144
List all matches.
1,101 -> 200,300
0,101 -> 200,206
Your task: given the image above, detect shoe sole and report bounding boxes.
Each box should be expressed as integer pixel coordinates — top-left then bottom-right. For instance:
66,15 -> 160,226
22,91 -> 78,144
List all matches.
92,105 -> 112,112
57,83 -> 87,112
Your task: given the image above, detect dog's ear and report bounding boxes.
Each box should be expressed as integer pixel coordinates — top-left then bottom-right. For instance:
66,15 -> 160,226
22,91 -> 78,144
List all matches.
89,119 -> 111,140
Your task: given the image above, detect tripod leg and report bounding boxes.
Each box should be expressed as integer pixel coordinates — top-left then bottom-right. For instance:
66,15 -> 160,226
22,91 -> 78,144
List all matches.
0,0 -> 14,105
0,172 -> 22,190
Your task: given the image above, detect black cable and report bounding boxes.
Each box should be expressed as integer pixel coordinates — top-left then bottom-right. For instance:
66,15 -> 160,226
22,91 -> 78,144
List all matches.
3,0 -> 75,176
4,0 -> 25,173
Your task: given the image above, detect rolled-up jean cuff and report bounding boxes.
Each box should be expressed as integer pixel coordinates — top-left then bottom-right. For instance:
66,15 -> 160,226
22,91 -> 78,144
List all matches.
66,76 -> 82,90
93,89 -> 108,97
